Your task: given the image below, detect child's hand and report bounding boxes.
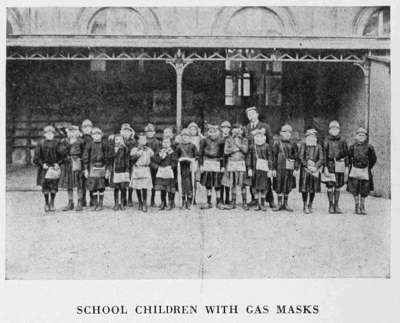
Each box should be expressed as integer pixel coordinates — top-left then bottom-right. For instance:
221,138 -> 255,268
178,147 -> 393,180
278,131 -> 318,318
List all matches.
220,167 -> 225,173
105,169 -> 111,180
344,167 -> 349,183
84,170 -> 89,178
267,170 -> 272,178
43,163 -> 49,169
293,169 -> 299,177
200,165 -> 204,173
248,169 -> 253,177
272,170 -> 277,177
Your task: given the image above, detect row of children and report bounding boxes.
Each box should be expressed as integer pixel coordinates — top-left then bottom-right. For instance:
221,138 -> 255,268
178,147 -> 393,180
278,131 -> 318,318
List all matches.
33,107 -> 377,215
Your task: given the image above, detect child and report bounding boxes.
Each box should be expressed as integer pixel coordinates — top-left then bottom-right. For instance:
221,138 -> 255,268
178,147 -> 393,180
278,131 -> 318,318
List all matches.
298,129 -> 323,214
246,129 -> 273,211
272,124 -> 299,212
144,123 -> 161,207
82,127 -> 109,211
323,120 -> 349,214
220,120 -> 231,207
199,124 -> 225,209
58,125 -> 85,211
109,134 -> 130,211
120,123 -> 136,207
162,126 -> 178,204
154,137 -> 177,210
80,119 -> 94,207
347,127 -> 377,215
224,123 -> 249,210
187,122 -> 203,204
130,133 -> 154,212
176,128 -> 198,209
33,125 -> 63,212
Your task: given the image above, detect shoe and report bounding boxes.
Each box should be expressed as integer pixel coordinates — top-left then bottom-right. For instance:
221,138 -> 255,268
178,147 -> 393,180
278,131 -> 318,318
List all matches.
127,200 -> 133,207
327,191 -> 335,213
75,199 -> 83,212
248,199 -> 257,207
216,202 -> 224,210
355,203 -> 360,214
307,203 -> 313,214
167,201 -> 175,211
62,200 -> 74,211
97,199 -> 103,211
260,204 -> 267,212
142,203 -> 148,212
91,199 -> 98,211
44,203 -> 50,212
359,198 -> 367,215
303,205 -> 310,214
159,201 -> 166,210
200,203 -> 212,209
242,203 -> 249,211
231,200 -> 237,209
273,197 -> 283,212
113,204 -> 119,211
50,199 -> 55,212
254,203 -> 261,211
269,201 -> 276,209
185,199 -> 191,210
81,199 -> 87,207
138,202 -> 143,211
334,191 -> 342,214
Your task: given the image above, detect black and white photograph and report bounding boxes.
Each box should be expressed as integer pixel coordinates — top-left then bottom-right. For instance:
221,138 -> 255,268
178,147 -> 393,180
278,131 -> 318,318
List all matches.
5,5 -> 390,282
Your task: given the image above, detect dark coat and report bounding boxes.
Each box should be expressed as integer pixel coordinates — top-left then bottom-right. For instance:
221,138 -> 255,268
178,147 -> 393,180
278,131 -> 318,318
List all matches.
82,141 -> 110,171
199,137 -> 225,166
58,138 -> 85,189
109,145 -> 130,188
33,139 -> 63,187
298,142 -> 323,193
323,134 -> 349,188
246,143 -> 273,191
244,121 -> 273,146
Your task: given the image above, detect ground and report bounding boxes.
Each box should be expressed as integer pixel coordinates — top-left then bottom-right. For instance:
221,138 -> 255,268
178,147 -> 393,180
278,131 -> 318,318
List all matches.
6,166 -> 390,279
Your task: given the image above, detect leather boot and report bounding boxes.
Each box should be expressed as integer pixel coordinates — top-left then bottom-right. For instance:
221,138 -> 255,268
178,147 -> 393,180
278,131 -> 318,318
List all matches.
181,196 -> 186,209
50,194 -> 56,212
231,198 -> 237,209
75,199 -> 83,212
282,195 -> 293,212
91,195 -> 98,211
97,195 -> 104,211
260,198 -> 267,211
359,197 -> 367,215
167,193 -> 175,210
150,189 -> 155,207
303,202 -> 310,214
273,196 -> 283,212
334,190 -> 343,214
127,188 -> 133,207
328,190 -> 335,213
242,193 -> 249,210
62,200 -> 74,211
216,197 -> 224,210
186,194 -> 192,210
307,203 -> 313,214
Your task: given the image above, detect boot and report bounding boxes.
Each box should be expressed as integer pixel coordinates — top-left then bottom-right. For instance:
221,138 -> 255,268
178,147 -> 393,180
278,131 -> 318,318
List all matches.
97,195 -> 104,211
91,194 -> 98,211
273,196 -> 283,212
89,192 -> 94,207
254,200 -> 262,211
75,199 -> 83,212
127,188 -> 133,207
267,191 -> 276,209
231,198 -> 237,209
334,190 -> 342,214
185,195 -> 192,210
150,189 -> 155,207
216,197 -> 224,210
142,190 -> 148,212
180,195 -> 186,209
201,195 -> 212,209
159,191 -> 167,210
225,187 -> 230,205
359,197 -> 367,215
82,188 -> 87,207
355,201 -> 360,214
282,196 -> 293,212
242,193 -> 249,210
260,198 -> 267,211
50,194 -> 56,212
159,201 -> 166,210
62,200 -> 74,211
303,202 -> 310,214
307,202 -> 313,214
167,193 -> 175,210
44,195 -> 50,212
113,191 -> 119,211
142,202 -> 148,213
327,190 -> 335,214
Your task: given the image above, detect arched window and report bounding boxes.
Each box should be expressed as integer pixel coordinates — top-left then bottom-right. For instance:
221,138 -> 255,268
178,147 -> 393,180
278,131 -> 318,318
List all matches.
89,7 -> 146,35
363,7 -> 390,36
225,7 -> 284,36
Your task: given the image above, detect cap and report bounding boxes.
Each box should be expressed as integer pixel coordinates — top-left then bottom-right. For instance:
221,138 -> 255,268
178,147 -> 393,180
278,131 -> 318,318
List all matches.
246,106 -> 257,114
356,127 -> 368,135
121,123 -> 132,130
188,122 -> 199,129
144,123 -> 155,132
43,125 -> 56,133
91,127 -> 102,136
281,124 -> 293,132
305,128 -> 317,136
329,120 -> 340,129
81,119 -> 93,127
220,121 -> 231,128
180,128 -> 190,136
232,123 -> 242,129
67,125 -> 80,132
207,124 -> 219,130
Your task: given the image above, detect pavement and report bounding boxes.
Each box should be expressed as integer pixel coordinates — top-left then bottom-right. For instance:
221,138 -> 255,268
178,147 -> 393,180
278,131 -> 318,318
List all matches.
5,166 -> 391,279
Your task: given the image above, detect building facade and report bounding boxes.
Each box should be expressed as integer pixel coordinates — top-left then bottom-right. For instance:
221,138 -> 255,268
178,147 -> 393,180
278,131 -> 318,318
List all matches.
6,6 -> 390,197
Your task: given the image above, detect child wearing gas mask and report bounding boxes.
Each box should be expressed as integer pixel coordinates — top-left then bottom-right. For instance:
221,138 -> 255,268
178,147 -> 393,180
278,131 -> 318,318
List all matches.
33,125 -> 63,212
80,119 -> 94,207
347,127 -> 377,215
272,124 -> 299,212
144,123 -> 161,207
120,123 -> 136,208
220,121 -> 232,207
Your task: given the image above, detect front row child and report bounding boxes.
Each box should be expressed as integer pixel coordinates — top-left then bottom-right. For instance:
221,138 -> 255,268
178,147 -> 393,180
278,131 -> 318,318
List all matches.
347,127 -> 377,215
273,124 -> 299,212
298,129 -> 323,214
247,128 -> 273,211
154,137 -> 177,210
130,133 -> 154,212
82,127 -> 109,211
109,134 -> 130,211
33,125 -> 62,212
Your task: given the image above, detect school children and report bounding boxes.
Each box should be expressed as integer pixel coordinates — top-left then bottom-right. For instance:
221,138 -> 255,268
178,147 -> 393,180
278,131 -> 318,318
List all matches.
82,127 -> 110,211
120,123 -> 136,207
347,127 -> 377,215
223,123 -> 249,210
175,128 -> 198,209
33,125 -> 63,212
298,129 -> 323,214
246,128 -> 273,211
81,119 -> 94,207
272,124 -> 299,212
130,133 -> 154,212
58,125 -> 85,211
187,122 -> 203,205
199,124 -> 225,209
323,121 -> 349,214
154,137 -> 177,210
109,134 -> 130,211
220,121 -> 232,206
144,123 -> 161,207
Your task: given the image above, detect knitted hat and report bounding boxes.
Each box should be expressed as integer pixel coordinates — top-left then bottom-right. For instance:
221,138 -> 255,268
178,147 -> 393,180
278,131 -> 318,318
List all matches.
43,125 -> 56,134
67,125 -> 79,132
305,128 -> 317,137
91,127 -> 102,136
329,120 -> 340,129
281,124 -> 293,132
220,121 -> 231,128
144,123 -> 155,132
180,128 -> 190,136
188,122 -> 199,130
356,127 -> 368,135
81,119 -> 93,128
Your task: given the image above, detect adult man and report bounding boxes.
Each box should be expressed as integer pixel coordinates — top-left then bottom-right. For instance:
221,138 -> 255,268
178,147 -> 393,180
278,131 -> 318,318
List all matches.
244,106 -> 276,208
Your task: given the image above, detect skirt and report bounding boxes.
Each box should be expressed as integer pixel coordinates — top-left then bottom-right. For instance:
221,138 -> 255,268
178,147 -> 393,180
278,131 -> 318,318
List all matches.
222,171 -> 249,188
347,178 -> 372,197
86,177 -> 106,191
109,171 -> 130,189
59,164 -> 83,190
155,177 -> 176,193
130,166 -> 153,189
41,179 -> 59,193
251,170 -> 270,191
179,161 -> 194,194
273,168 -> 296,195
200,171 -> 222,189
299,168 -> 321,193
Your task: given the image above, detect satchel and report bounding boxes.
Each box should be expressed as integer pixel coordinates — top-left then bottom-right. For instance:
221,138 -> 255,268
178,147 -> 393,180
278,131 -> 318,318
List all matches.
285,159 -> 295,170
156,166 -> 174,179
334,159 -> 346,173
90,165 -> 106,178
203,159 -> 221,172
349,166 -> 369,180
321,167 -> 336,183
227,160 -> 246,172
113,172 -> 130,183
256,159 -> 269,171
71,157 -> 82,172
45,165 -> 61,179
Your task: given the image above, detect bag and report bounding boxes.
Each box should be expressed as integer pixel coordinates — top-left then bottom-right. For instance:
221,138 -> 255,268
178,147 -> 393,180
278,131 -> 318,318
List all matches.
203,159 -> 220,172
132,166 -> 150,179
227,160 -> 246,172
256,159 -> 269,171
113,172 -> 130,183
156,166 -> 174,179
90,166 -> 106,178
349,166 -> 369,180
321,167 -> 336,183
334,159 -> 346,173
45,166 -> 61,179
71,157 -> 82,172
285,159 -> 295,170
